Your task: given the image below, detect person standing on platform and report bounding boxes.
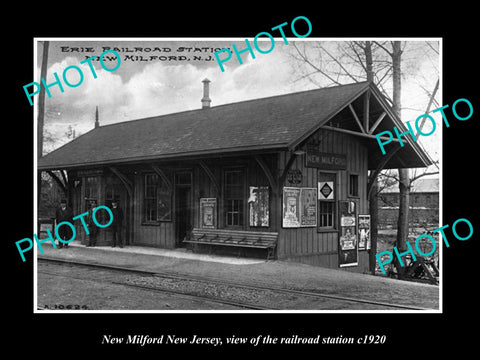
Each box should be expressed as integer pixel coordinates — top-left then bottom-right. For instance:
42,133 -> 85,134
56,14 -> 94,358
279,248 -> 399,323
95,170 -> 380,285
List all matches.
55,199 -> 73,249
111,200 -> 124,248
86,200 -> 99,247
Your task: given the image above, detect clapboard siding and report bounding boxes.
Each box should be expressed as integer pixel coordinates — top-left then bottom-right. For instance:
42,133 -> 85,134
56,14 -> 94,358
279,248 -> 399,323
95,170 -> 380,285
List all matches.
198,155 -> 278,232
130,155 -> 279,248
277,128 -> 369,272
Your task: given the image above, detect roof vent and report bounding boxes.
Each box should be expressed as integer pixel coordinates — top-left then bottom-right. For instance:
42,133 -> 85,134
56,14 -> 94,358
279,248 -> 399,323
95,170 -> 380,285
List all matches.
94,106 -> 99,128
201,78 -> 211,109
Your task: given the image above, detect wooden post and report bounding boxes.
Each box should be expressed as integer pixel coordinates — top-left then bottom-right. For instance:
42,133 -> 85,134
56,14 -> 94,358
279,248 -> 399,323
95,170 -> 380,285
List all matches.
363,90 -> 370,133
349,104 -> 366,134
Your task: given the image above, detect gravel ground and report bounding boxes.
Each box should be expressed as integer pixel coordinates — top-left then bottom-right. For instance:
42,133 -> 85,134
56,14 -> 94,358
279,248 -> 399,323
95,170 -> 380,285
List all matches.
37,263 -> 241,310
37,243 -> 440,310
37,261 -> 417,310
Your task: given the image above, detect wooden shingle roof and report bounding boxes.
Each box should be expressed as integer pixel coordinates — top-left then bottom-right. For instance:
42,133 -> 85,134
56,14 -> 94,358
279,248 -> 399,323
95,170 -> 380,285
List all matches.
37,81 -> 431,170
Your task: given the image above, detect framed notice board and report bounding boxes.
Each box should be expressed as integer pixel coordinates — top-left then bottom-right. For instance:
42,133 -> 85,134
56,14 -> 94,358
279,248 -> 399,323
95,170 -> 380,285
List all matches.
282,187 -> 301,228
300,188 -> 317,227
249,186 -> 270,227
338,200 -> 358,267
200,198 -> 217,229
358,214 -> 371,250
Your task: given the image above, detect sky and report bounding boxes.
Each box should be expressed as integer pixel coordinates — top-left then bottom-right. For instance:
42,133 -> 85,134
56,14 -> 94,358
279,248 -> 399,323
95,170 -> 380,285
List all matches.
35,38 -> 440,175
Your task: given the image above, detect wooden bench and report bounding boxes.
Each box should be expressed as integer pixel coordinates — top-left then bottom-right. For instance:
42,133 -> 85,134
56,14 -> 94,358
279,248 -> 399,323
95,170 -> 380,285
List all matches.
183,228 -> 278,260
38,217 -> 55,235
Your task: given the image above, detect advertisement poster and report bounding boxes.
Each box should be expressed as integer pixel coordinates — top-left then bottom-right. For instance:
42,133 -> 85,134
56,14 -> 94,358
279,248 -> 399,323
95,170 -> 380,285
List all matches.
282,187 -> 301,228
338,200 -> 358,267
300,188 -> 317,227
248,186 -> 269,227
358,214 -> 371,250
199,198 -> 216,229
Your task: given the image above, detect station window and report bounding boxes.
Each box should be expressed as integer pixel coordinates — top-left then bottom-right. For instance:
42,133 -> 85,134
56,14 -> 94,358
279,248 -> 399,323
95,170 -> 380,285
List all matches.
143,173 -> 172,223
349,173 -> 359,197
224,169 -> 245,227
144,173 -> 159,222
84,176 -> 99,199
318,171 -> 336,230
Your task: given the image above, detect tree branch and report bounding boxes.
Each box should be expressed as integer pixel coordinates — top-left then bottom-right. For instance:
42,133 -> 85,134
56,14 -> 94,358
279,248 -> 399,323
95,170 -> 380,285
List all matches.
350,42 -> 368,73
318,44 -> 360,83
410,170 -> 439,183
425,41 -> 439,55
415,78 -> 439,138
292,42 -> 342,86
373,41 -> 393,57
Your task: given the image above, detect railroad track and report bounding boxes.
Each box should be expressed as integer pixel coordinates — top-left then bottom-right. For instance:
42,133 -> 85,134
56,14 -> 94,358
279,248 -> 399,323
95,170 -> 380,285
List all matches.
37,262 -> 268,311
37,256 -> 429,311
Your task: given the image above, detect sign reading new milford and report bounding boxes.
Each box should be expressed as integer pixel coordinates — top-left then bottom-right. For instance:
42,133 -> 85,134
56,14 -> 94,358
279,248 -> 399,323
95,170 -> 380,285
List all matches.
305,149 -> 347,170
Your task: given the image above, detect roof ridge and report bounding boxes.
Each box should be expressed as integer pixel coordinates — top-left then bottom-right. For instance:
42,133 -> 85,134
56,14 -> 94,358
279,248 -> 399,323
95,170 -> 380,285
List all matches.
96,81 -> 371,129
40,80 -> 433,172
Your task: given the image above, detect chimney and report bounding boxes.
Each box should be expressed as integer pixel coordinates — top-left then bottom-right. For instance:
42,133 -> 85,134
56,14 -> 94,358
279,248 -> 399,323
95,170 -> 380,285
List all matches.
201,78 -> 211,109
94,106 -> 99,128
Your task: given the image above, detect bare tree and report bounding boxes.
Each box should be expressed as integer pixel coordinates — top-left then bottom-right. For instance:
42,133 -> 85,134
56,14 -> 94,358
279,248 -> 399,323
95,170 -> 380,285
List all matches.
38,41 -> 49,158
374,42 -> 439,277
37,41 -> 49,211
290,40 -> 439,275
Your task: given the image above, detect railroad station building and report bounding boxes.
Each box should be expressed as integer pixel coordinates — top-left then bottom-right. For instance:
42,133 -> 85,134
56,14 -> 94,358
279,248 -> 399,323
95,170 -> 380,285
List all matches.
38,80 -> 431,273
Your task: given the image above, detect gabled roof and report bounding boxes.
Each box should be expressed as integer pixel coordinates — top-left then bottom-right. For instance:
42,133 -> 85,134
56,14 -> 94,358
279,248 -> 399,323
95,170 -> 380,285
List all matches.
38,81 -> 431,170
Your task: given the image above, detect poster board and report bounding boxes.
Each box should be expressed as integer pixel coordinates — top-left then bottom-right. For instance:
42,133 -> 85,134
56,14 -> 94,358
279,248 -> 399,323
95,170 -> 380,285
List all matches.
338,200 -> 358,267
282,187 -> 301,228
199,198 -> 216,229
283,187 -> 318,228
358,214 -> 371,250
300,188 -> 317,227
249,186 -> 269,227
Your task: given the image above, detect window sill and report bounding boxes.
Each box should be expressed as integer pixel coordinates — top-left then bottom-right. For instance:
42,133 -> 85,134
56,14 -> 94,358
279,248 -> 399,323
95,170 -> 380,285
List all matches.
141,222 -> 164,226
317,228 -> 339,233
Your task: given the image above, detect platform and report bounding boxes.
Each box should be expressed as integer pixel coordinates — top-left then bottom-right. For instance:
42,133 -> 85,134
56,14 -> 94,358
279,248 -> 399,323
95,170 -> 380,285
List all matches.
36,242 -> 440,310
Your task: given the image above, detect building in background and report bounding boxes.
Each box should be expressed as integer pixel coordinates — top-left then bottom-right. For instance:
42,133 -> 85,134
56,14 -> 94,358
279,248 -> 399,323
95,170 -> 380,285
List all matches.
378,178 -> 439,230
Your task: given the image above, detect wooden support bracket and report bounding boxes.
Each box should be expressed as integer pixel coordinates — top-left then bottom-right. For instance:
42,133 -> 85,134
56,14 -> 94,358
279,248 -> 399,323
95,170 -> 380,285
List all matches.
45,170 -> 68,196
254,155 -> 278,196
369,112 -> 387,135
151,164 -> 172,191
198,160 -> 219,195
109,166 -> 133,197
278,152 -> 298,187
349,104 -> 366,134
